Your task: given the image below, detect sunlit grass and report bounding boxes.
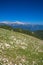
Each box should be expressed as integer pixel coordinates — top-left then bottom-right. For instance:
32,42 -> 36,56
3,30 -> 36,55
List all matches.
0,28 -> 43,65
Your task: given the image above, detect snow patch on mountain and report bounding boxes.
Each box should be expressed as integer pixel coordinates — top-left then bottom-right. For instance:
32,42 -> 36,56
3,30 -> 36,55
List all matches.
0,21 -> 27,25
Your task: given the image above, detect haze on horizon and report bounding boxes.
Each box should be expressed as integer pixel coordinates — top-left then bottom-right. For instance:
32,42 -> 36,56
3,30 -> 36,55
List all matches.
0,0 -> 43,24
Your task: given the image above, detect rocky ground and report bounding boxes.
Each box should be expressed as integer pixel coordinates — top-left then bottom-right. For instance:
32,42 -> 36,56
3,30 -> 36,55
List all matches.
0,28 -> 43,65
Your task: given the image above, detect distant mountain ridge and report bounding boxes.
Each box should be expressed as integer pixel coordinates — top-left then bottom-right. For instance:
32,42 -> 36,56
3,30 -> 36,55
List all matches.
0,24 -> 43,40
0,21 -> 43,31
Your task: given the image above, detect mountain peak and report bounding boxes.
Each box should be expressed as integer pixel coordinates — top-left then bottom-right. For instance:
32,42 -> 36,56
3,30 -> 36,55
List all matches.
14,21 -> 26,25
0,21 -> 27,25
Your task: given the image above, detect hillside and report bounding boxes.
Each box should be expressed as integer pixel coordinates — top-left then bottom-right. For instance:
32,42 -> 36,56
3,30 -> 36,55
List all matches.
34,30 -> 43,40
0,25 -> 43,40
0,28 -> 43,65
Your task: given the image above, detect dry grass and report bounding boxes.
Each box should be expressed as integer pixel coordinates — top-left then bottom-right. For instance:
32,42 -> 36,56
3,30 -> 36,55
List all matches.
0,28 -> 43,65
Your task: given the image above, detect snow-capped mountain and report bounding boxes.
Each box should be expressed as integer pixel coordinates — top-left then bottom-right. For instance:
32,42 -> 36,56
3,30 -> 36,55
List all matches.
0,21 -> 43,31
0,21 -> 27,25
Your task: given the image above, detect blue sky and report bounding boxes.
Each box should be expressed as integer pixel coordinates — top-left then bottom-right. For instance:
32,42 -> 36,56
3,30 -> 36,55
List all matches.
0,0 -> 43,24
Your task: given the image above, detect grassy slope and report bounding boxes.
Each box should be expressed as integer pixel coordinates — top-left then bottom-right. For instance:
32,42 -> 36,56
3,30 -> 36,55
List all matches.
0,25 -> 43,40
0,28 -> 43,65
